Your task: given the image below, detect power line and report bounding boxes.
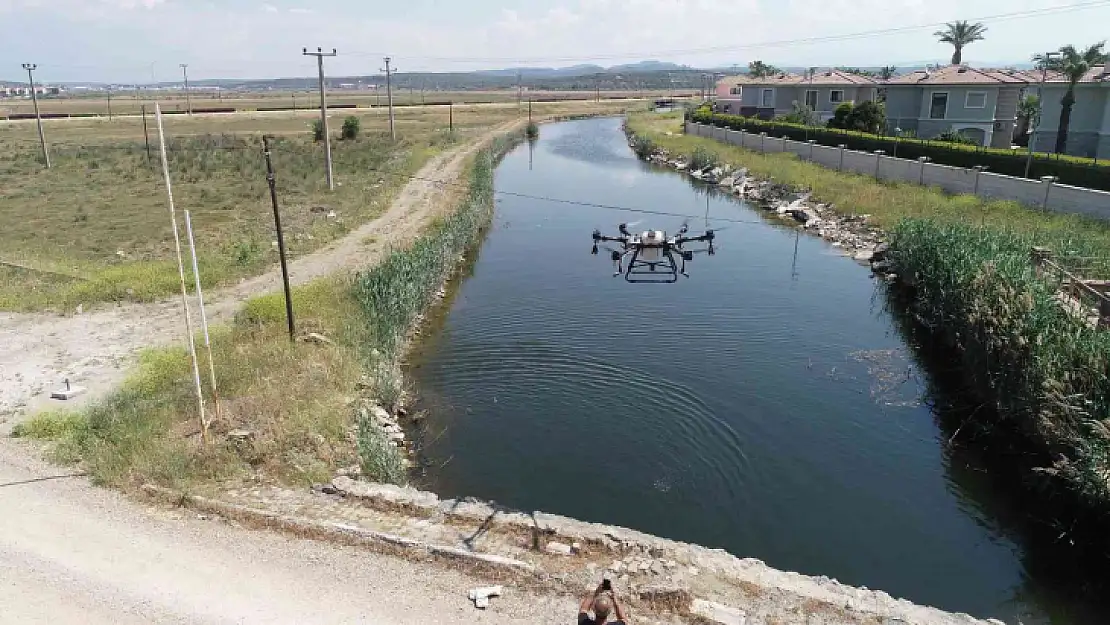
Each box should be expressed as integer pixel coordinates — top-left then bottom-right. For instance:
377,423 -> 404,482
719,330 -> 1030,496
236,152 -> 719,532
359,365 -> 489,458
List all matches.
341,1 -> 1110,64
356,167 -> 772,226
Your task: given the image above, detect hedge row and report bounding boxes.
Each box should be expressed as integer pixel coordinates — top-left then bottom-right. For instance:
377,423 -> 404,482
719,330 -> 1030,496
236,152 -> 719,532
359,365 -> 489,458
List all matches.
691,110 -> 1110,192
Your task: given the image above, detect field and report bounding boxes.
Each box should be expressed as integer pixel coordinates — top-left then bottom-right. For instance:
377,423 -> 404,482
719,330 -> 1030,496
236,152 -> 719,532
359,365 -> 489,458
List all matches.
0,89 -> 688,118
0,99 -> 636,311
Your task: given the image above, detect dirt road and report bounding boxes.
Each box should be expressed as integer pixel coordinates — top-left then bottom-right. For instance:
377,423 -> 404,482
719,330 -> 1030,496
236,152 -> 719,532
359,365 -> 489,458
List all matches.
0,121 -> 519,431
0,438 -> 577,624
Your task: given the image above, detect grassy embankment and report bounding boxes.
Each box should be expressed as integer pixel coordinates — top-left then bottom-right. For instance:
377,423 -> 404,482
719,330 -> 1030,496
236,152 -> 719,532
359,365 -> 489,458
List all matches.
13,135 -> 511,490
0,100 -> 631,312
628,111 -> 1110,534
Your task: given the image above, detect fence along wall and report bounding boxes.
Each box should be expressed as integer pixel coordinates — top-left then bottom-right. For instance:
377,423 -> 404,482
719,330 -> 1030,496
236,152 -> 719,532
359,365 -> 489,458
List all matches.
687,122 -> 1110,221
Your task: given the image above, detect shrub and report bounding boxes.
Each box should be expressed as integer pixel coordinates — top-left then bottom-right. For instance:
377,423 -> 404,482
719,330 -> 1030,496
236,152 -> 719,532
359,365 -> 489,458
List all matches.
776,103 -> 818,126
827,101 -> 885,133
341,116 -> 361,140
629,134 -> 657,159
356,410 -> 407,485
310,119 -> 324,142
688,146 -> 719,171
935,129 -> 979,145
525,121 -> 540,140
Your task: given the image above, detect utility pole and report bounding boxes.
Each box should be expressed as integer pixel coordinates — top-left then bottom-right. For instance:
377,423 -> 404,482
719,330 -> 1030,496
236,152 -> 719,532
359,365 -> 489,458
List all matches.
22,64 -> 50,168
180,64 -> 192,115
382,57 -> 396,140
141,104 -> 152,162
517,69 -> 522,108
303,47 -> 337,190
1025,51 -> 1060,178
449,101 -> 453,133
263,136 -> 296,342
107,85 -> 113,121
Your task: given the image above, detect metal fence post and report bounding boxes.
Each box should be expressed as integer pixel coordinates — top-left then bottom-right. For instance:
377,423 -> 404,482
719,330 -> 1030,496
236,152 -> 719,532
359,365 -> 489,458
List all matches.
973,165 -> 987,195
808,139 -> 816,161
918,156 -> 931,185
760,132 -> 766,153
1041,175 -> 1057,210
838,144 -> 846,172
873,150 -> 885,179
740,129 -> 746,148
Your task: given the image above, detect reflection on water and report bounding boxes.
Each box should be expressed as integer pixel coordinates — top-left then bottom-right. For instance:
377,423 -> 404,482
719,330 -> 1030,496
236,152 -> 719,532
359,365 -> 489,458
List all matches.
406,116 -> 1108,625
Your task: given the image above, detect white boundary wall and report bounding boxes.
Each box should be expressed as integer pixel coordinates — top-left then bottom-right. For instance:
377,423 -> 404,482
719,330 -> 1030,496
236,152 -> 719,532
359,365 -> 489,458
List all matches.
686,122 -> 1110,221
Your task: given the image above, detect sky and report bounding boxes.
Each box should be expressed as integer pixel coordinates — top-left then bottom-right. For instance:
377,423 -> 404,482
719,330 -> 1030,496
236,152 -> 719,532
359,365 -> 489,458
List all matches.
1,0 -> 1108,83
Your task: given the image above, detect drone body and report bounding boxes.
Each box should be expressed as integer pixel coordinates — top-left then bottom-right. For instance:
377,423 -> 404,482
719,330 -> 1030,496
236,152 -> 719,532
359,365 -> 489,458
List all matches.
591,222 -> 716,283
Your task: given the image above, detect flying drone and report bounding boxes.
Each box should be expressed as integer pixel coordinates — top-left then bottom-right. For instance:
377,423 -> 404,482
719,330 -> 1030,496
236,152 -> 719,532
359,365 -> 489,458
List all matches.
591,221 -> 717,283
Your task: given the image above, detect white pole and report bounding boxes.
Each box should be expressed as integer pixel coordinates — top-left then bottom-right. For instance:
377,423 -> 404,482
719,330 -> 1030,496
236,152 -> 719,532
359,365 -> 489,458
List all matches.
184,210 -> 221,422
154,104 -> 209,444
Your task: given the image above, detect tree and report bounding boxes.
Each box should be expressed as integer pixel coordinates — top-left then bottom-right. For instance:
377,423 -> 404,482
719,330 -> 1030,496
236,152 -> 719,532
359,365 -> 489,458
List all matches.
1034,42 -> 1108,154
1015,93 -> 1039,145
748,61 -> 780,78
879,66 -> 897,80
341,116 -> 361,140
933,21 -> 987,65
310,119 -> 324,142
827,101 -> 886,133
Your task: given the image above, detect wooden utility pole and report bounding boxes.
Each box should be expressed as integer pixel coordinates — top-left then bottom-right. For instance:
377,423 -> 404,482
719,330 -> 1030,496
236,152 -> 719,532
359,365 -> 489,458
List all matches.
382,57 -> 396,140
449,101 -> 453,133
303,47 -> 337,190
21,63 -> 50,168
180,64 -> 192,115
141,104 -> 152,162
263,135 -> 297,342
106,86 -> 113,121
517,70 -> 522,107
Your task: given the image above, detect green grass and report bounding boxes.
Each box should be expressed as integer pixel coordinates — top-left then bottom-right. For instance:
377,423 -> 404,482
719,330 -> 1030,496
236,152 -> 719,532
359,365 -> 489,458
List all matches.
14,137 -> 509,490
0,100 -> 637,312
627,111 -> 1110,246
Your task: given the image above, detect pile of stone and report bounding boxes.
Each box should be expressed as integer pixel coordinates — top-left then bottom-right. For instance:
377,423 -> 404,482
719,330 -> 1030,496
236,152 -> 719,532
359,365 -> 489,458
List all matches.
634,140 -> 897,281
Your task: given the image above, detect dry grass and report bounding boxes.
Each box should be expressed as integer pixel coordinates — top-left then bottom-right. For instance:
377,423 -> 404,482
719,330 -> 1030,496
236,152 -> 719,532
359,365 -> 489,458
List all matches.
0,90 -> 670,117
0,100 -> 634,311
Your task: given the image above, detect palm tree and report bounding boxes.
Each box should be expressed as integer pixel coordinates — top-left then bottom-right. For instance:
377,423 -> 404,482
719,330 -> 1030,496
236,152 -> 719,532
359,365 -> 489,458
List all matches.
1034,42 -> 1108,154
934,21 -> 987,65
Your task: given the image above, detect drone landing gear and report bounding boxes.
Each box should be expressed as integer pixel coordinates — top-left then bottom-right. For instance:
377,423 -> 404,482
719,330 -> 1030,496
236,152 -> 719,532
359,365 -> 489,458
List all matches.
623,249 -> 680,284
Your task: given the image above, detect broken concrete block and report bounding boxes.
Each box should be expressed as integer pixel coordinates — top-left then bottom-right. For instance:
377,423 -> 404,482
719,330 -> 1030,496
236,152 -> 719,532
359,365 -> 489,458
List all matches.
467,586 -> 502,601
474,596 -> 489,609
545,541 -> 573,556
50,385 -> 86,400
691,599 -> 746,625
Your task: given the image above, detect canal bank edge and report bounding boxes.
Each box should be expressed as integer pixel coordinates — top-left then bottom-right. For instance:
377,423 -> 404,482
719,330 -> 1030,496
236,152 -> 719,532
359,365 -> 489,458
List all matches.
144,476 -> 1004,625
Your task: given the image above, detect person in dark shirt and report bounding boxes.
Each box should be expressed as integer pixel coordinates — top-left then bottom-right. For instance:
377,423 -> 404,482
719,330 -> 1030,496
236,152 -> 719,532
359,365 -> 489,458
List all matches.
578,579 -> 628,624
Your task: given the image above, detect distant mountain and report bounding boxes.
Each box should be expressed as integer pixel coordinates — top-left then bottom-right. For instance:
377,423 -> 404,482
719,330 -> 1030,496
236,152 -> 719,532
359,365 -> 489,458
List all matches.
608,60 -> 689,73
474,65 -> 605,79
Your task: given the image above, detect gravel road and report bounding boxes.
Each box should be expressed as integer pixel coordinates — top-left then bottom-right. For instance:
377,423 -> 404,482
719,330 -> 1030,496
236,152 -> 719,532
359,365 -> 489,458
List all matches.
0,438 -> 578,624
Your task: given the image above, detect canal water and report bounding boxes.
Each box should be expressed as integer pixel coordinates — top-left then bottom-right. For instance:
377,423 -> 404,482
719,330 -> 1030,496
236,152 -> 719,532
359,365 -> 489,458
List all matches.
407,116 -> 1105,624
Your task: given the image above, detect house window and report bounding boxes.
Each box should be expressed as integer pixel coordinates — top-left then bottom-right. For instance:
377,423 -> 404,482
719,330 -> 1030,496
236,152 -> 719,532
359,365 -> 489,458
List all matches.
761,88 -> 774,107
930,92 -> 948,119
830,90 -> 845,104
729,86 -> 741,95
804,90 -> 818,108
965,91 -> 987,108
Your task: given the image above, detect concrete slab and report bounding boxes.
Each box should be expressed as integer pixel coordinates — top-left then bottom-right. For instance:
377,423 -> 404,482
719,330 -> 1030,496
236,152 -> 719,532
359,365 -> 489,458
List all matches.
50,385 -> 87,401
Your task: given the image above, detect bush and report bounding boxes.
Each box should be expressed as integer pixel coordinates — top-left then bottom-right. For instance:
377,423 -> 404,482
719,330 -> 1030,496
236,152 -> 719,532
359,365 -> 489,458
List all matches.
629,134 -> 657,159
310,119 -> 324,142
776,103 -> 818,126
341,116 -> 361,140
356,410 -> 407,485
525,121 -> 539,140
690,109 -> 1110,191
935,129 -> 979,145
688,146 -> 719,171
827,101 -> 885,133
